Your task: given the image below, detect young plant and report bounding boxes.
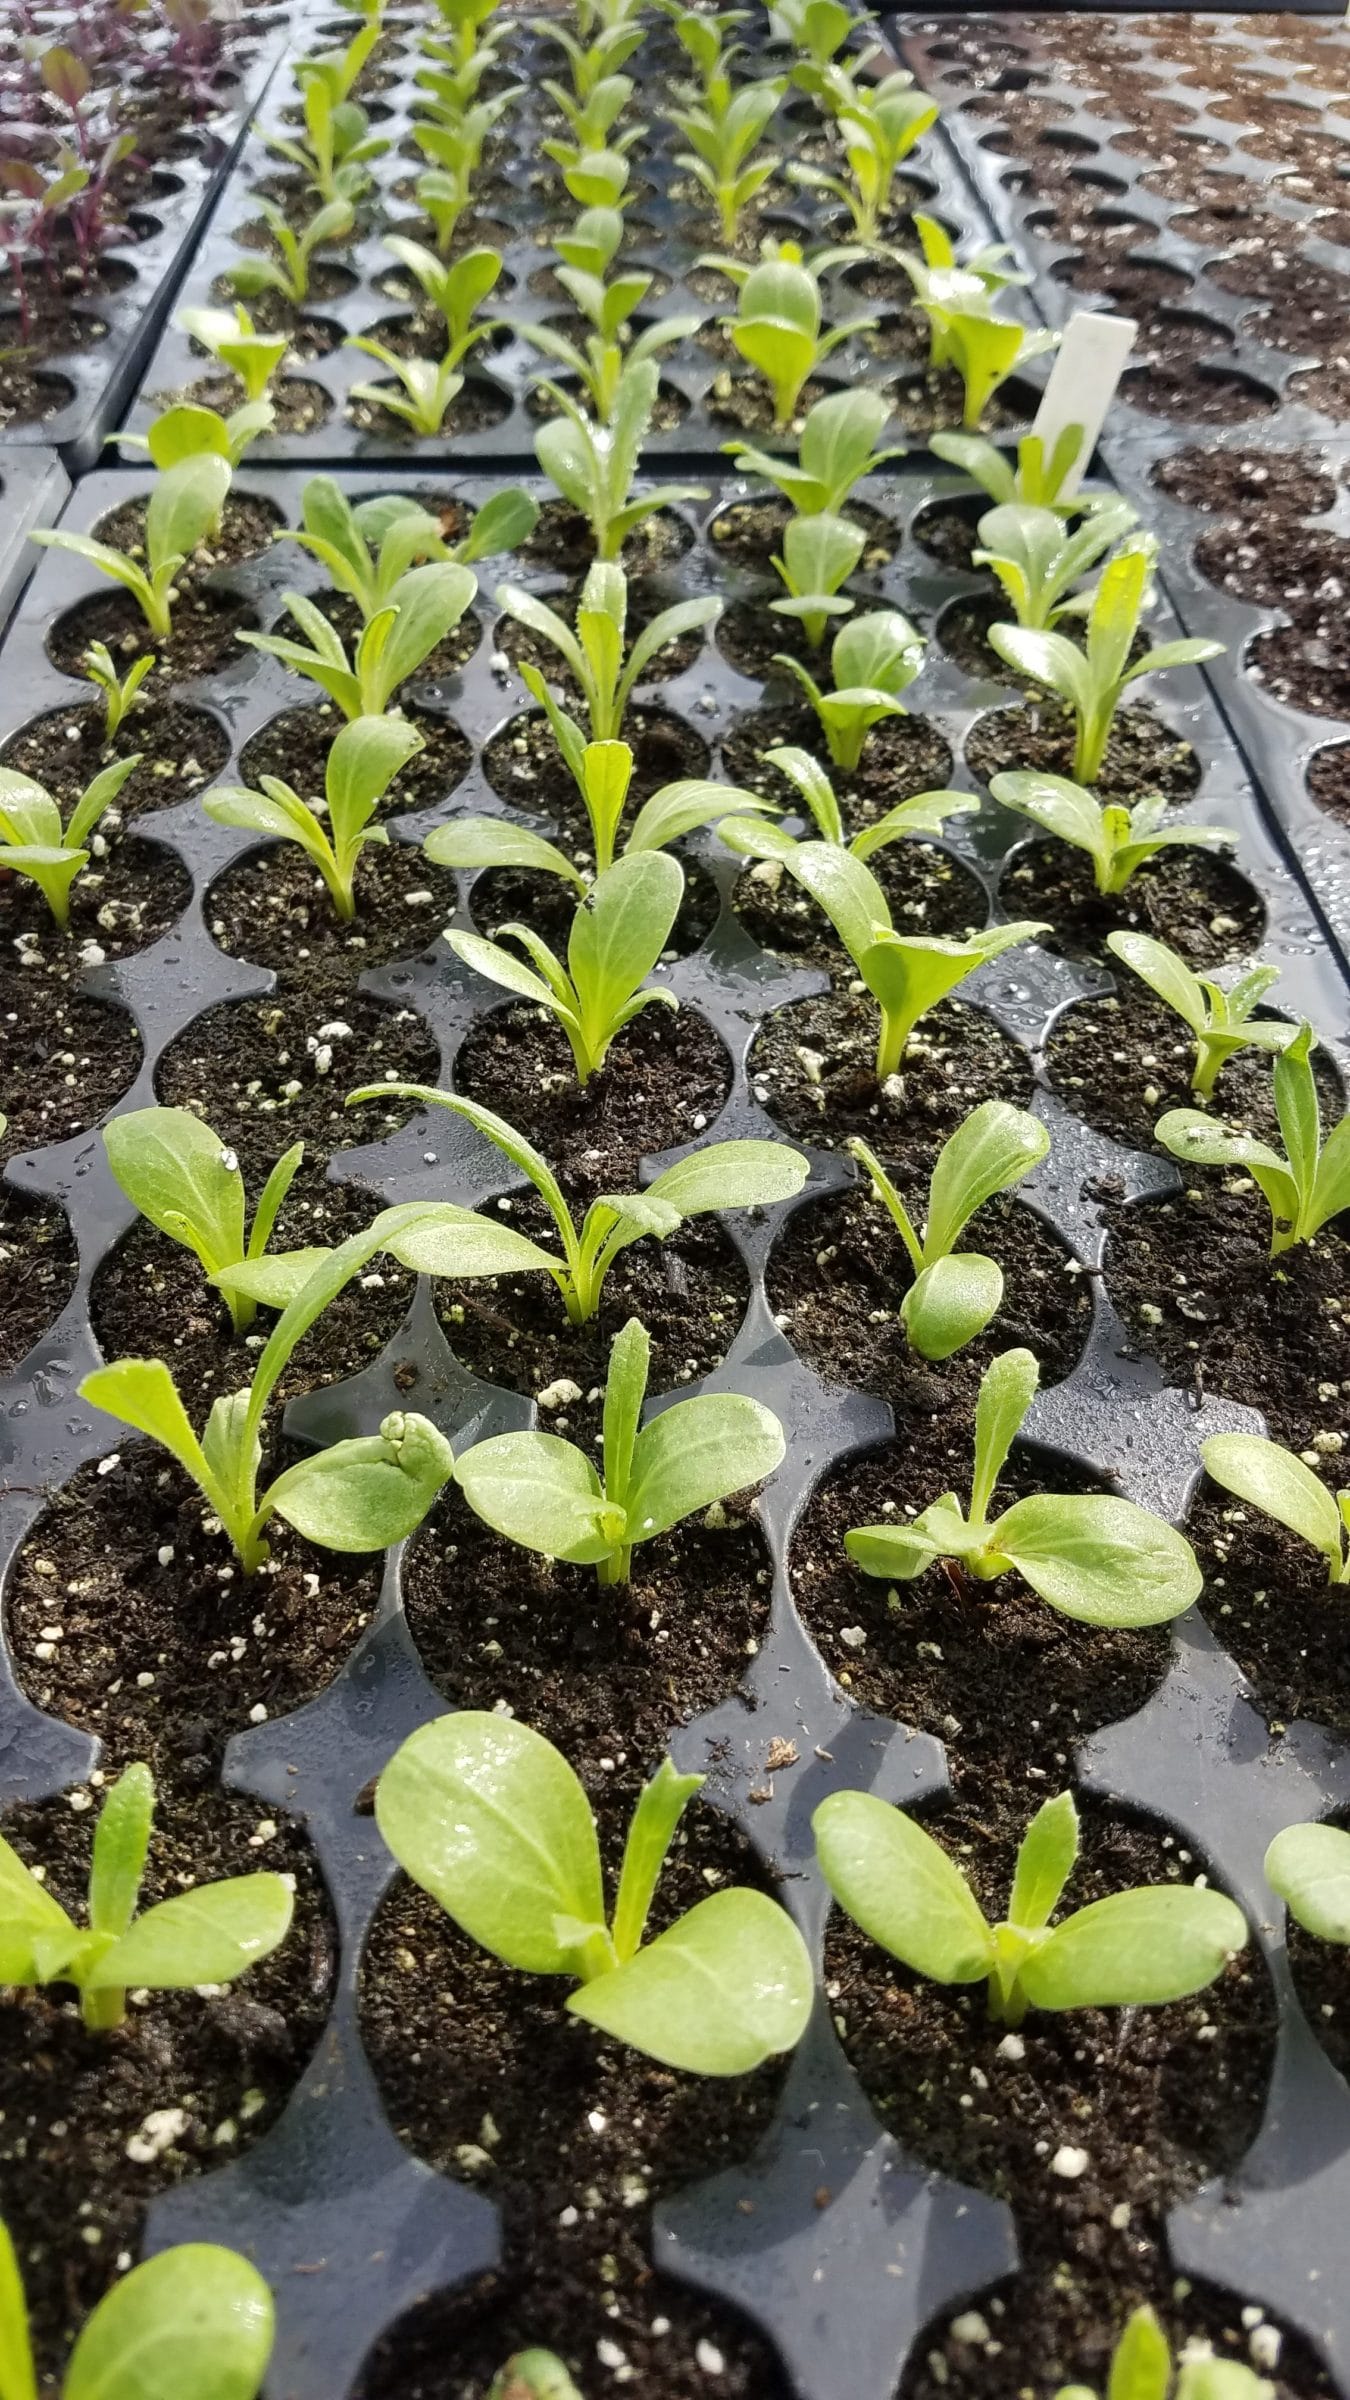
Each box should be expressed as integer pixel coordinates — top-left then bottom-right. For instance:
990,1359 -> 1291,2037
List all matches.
777,609 -> 927,770
203,713 -> 424,926
943,309 -> 1058,433
82,640 -> 154,742
425,731 -> 768,884
535,358 -> 707,561
0,755 -> 140,930
932,423 -> 1099,514
1156,1021 -> 1350,1256
1106,932 -> 1297,1102
670,78 -> 785,245
1057,2304 -> 1273,2400
103,1105 -> 315,1337
789,77 -> 939,242
722,387 -> 906,519
814,1785 -> 1245,2026
847,1101 -> 1050,1360
413,155 -> 474,256
177,303 -> 290,405
989,544 -> 1225,784
226,194 -> 357,307
262,76 -> 388,207
724,743 -> 976,862
448,849 -> 682,1085
718,243 -> 876,431
1201,1431 -> 1350,1586
32,452 -> 232,640
280,475 -> 536,620
893,212 -> 1033,362
844,1345 -> 1203,1625
236,560 -> 477,718
376,1711 -> 812,2068
0,1760 -> 293,2032
0,2221 -> 275,2400
497,558 -> 719,745
534,21 -> 646,105
1265,1822 -> 1350,1947
455,1314 -> 784,1583
989,770 -> 1236,899
716,828 -> 1044,1079
124,393 -> 272,482
348,246 -> 505,438
542,78 -> 644,166
523,242 -> 700,425
973,499 -> 1139,631
81,1209 -> 459,1573
770,510 -> 865,647
336,1090 -> 810,1324
489,2358 -> 583,2400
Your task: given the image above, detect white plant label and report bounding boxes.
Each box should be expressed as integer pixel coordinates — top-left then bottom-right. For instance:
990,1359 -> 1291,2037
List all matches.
1032,310 -> 1137,497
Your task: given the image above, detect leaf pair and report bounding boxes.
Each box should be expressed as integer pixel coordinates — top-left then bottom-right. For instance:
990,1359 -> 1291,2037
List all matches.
204,712 -> 424,923
103,1105 -> 314,1336
237,561 -> 477,718
1107,931 -> 1296,1102
226,193 -> 355,306
973,498 -> 1139,632
33,452 -> 232,639
280,475 -> 536,620
0,755 -> 140,931
534,356 -> 707,560
849,1099 -> 1050,1360
990,769 -> 1235,898
723,387 -> 906,519
721,242 -> 876,430
1156,1020 -> 1350,1256
777,609 -> 926,771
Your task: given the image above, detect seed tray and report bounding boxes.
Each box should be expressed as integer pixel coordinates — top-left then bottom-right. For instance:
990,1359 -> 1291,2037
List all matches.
3,460 -> 1350,2398
0,448 -> 68,635
121,15 -> 1038,467
0,25 -> 290,476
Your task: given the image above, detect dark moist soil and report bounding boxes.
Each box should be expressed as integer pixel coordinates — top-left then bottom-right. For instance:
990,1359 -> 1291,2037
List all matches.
0,1784 -> 332,2397
516,500 -> 696,579
1248,620 -> 1350,722
939,591 -> 1032,682
0,365 -> 75,431
207,833 -> 460,979
720,704 -> 957,816
468,856 -> 718,960
1102,1181 -> 1350,1448
152,988 -> 440,1187
1000,836 -> 1266,971
355,1810 -> 792,2400
835,1798 -> 1287,2400
1152,445 -> 1337,518
183,369 -> 334,437
966,700 -> 1204,806
1288,1902 -> 1350,2089
0,833 -> 191,968
749,988 -> 1033,1158
1208,246 -> 1350,355
767,1182 -> 1091,1399
452,998 -> 731,1187
433,1203 -> 750,1446
715,593 -> 876,685
910,495 -> 985,573
1187,1481 -> 1350,1739
236,701 -> 472,816
0,701 -> 230,820
731,837 -> 986,975
708,497 -> 899,576
484,706 -> 709,827
889,368 -> 1032,442
1308,743 -> 1350,824
90,491 -> 282,573
1121,358 -> 1278,426
47,588 -> 260,693
1193,521 -> 1350,617
0,963 -> 141,1166
705,373 -> 845,442
0,1191 -> 78,1377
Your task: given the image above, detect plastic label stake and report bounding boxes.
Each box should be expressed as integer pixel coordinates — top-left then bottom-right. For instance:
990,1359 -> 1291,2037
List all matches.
1032,310 -> 1137,498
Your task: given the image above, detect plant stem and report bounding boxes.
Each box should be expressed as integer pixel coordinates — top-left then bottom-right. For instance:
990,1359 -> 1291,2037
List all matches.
596,1546 -> 632,1586
81,1983 -> 125,2032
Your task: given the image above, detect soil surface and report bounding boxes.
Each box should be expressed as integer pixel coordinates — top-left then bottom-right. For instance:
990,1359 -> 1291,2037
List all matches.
749,988 -> 1034,1160
965,701 -> 1204,806
1000,837 -> 1266,971
234,701 -> 473,817
0,960 -> 142,1166
0,701 -> 230,820
0,1190 -> 79,1376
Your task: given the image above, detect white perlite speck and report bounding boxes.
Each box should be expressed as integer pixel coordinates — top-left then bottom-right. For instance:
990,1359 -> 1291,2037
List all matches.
1050,2145 -> 1089,2179
696,2341 -> 725,2376
126,2107 -> 189,2164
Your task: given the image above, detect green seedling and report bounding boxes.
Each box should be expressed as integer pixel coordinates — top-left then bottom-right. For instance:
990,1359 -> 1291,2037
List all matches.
777,609 -> 927,769
226,194 -> 356,306
177,303 -> 289,404
280,474 -> 536,620
722,387 -> 906,518
535,358 -> 707,561
788,77 -> 939,241
0,2219 -> 275,2400
103,1105 -> 314,1337
1266,1822 -> 1350,1946
488,2357 -> 585,2400
425,731 -> 769,884
932,424 -> 1099,514
236,559 -> 477,718
989,769 -> 1236,897
262,74 -> 389,207
522,240 -> 700,425
376,1713 -> 812,2069
670,79 -> 785,244
848,1100 -> 1051,1359
0,755 -> 140,929
1106,932 -> 1297,1102
973,498 -> 1139,630
82,640 -> 154,742
33,451 -> 232,639
770,509 -> 865,647
718,241 -> 875,430
724,743 -> 976,862
496,557 -> 719,744
1057,2303 -> 1273,2400
203,712 -> 425,923
1156,1020 -> 1350,1256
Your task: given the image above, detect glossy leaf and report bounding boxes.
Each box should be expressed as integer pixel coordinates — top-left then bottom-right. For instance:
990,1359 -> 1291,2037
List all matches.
814,1792 -> 996,1983
1265,1821 -> 1350,1944
63,2244 -> 275,2400
568,1888 -> 812,2073
1018,1884 -> 1246,2010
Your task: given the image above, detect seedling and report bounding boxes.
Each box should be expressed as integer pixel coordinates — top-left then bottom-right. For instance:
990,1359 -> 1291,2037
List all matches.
557,148 -> 635,212
0,1761 -> 293,2031
376,1713 -> 812,2070
448,849 -> 682,1084
497,558 -> 719,745
262,76 -> 388,207
932,424 -> 1098,515
989,770 -> 1236,898
722,743 -> 976,861
32,452 -> 232,639
489,2357 -> 583,2400
1266,1822 -> 1350,1946
777,609 -> 927,770
1156,1021 -> 1350,1256
236,560 -> 477,719
771,510 -> 865,647
103,1105 -> 317,1337
1202,1431 -> 1350,1585
542,73 -> 641,160
718,242 -> 876,430
989,544 -> 1224,784
226,194 -> 356,306
534,20 -> 646,104
280,475 -> 537,620
1057,2303 -> 1272,2400
456,1314 -> 784,1582
535,358 -> 708,560
716,829 -> 1043,1079
722,387 -> 906,518
178,304 -> 290,405
336,1089 -> 810,1323
788,77 -> 939,242
670,79 -> 785,244
0,756 -> 140,929
348,245 -> 503,437
845,1346 -> 1202,1623
414,156 -> 474,255
123,393 -> 273,480
816,1785 -> 1244,2026
0,2221 -> 274,2400
973,499 -> 1139,631
848,1101 -> 1050,1359
1106,932 -> 1297,1102
522,246 -> 700,425
944,310 -> 1058,432
203,712 -> 425,925
82,1208 -> 460,1573
425,731 -> 769,883
82,640 -> 154,742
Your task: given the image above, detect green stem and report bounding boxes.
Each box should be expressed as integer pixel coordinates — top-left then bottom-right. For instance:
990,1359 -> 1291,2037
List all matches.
81,1982 -> 125,2033
875,1003 -> 914,1085
1191,1039 -> 1223,1103
596,1545 -> 632,1586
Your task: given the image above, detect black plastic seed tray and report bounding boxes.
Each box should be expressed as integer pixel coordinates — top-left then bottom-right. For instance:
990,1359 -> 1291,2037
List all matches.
4,460 -> 1350,2397
0,449 -> 68,635
121,15 -> 1035,465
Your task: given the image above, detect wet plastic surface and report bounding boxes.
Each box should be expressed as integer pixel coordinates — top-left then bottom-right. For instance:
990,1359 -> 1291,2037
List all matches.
0,450 -> 68,634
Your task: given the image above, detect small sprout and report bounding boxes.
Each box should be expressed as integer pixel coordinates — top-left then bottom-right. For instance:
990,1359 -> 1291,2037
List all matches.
280,474 -> 537,619
0,2218 -> 275,2400
846,1345 -> 1203,1626
426,731 -> 767,884
456,1314 -> 784,1584
448,849 -> 682,1085
814,1784 -> 1246,2025
716,241 -> 876,431
1156,1020 -> 1350,1257
236,559 -> 477,719
82,641 -> 154,743
1266,1821 -> 1350,1946
226,193 -> 356,307
177,303 -> 289,404
989,542 -> 1224,784
1202,1431 -> 1350,1585
891,213 -> 1052,427
777,609 -> 926,770
122,392 -> 273,479
82,1210 -> 461,1572
931,423 -> 1098,514
722,387 -> 906,519
973,499 -> 1140,631
0,756 -> 140,930
523,223 -> 700,424
542,72 -> 642,163
1057,2304 -> 1272,2400
849,1100 -> 1051,1360
770,510 -> 865,648
989,769 -> 1236,898
723,743 -> 975,863
1106,932 -> 1297,1102
670,77 -> 785,245
32,450 -> 232,639
489,2356 -> 585,2400
203,712 -> 424,923
349,239 -> 505,436
0,1761 -> 293,2032
535,357 -> 708,561
788,75 -> 938,242
376,1713 -> 812,2070
261,69 -> 389,208
336,1089 -> 809,1324
533,20 -> 647,100
103,1105 -> 314,1337
497,557 -> 720,747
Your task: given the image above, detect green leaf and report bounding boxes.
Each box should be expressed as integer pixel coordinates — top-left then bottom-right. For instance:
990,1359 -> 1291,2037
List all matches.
900,1252 -> 1003,1361
1008,1791 -> 1079,1933
0,1830 -> 78,1985
567,1888 -> 812,2072
1106,931 -> 1207,1036
425,817 -> 584,889
1018,1884 -> 1247,2010
64,2244 -> 275,2400
969,1346 -> 1039,1524
813,1792 -> 996,1983
645,1138 -> 809,1221
456,1430 -> 620,1566
382,1205 -> 562,1283
1104,2306 -> 1173,2400
212,1250 -> 333,1311
0,2216 -> 36,2400
610,1754 -> 701,1965
448,929 -> 567,1016
87,1876 -> 294,1992
145,454 -> 232,583
601,1317 -> 649,1514
625,776 -> 772,855
89,1763 -> 153,1941
569,850 -> 682,1046
265,1410 -> 456,1551
626,1390 -> 784,1541
79,1361 -> 215,1502
326,713 -> 424,843
991,1494 -> 1202,1626
103,1108 -> 246,1279
1154,1110 -> 1300,1237
1265,1821 -> 1350,1944
1201,1433 -> 1345,1574
375,1712 -> 607,1975
923,1100 -> 1050,1265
